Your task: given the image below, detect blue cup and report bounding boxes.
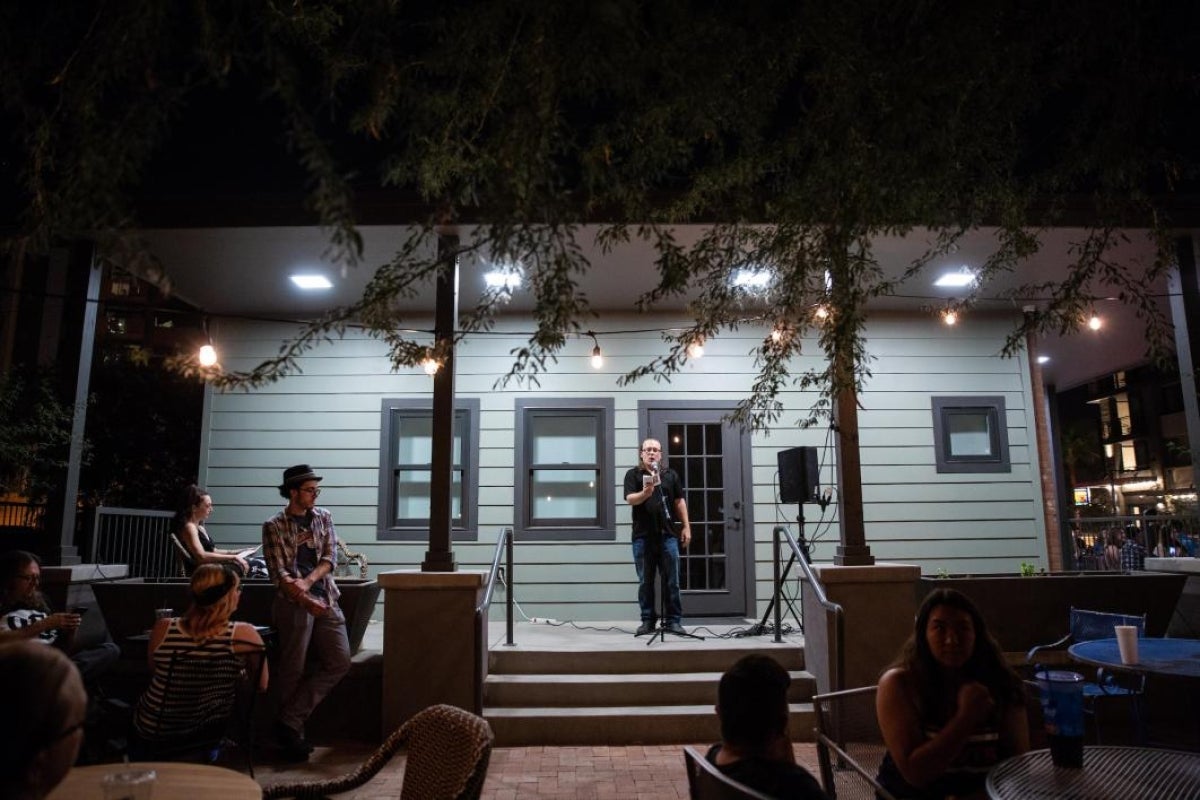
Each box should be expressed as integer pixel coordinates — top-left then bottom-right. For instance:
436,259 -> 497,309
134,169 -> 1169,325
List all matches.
1035,670 -> 1084,767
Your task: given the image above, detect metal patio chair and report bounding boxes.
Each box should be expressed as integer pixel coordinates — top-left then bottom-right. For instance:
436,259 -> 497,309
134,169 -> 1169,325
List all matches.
682,746 -> 775,800
1026,607 -> 1147,743
813,686 -> 898,800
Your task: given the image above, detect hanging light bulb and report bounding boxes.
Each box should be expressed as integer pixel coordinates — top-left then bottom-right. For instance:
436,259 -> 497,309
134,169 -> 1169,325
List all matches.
587,331 -> 603,368
942,309 -> 958,326
687,339 -> 705,359
421,356 -> 441,376
1087,313 -> 1103,331
814,305 -> 830,321
198,343 -> 218,367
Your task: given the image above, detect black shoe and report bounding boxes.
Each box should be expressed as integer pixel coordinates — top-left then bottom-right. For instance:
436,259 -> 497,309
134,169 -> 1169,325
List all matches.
275,722 -> 314,759
635,621 -> 656,636
667,622 -> 686,635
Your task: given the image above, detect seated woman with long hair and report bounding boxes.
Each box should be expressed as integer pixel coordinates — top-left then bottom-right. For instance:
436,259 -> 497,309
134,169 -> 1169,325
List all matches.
174,484 -> 267,578
876,588 -> 1028,800
132,565 -> 268,753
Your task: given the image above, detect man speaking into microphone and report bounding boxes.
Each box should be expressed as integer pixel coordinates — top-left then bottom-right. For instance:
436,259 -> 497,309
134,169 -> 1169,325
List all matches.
624,437 -> 692,636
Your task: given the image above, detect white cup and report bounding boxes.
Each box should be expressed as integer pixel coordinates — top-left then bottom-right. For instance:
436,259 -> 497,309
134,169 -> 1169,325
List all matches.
1114,625 -> 1139,665
101,769 -> 156,800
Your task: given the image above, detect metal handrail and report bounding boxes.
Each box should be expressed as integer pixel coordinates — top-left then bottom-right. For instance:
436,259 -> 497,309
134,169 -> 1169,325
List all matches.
772,525 -> 845,694
473,526 -> 514,714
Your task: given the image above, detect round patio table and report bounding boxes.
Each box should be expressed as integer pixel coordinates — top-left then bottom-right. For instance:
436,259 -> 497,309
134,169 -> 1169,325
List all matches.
985,746 -> 1200,799
47,761 -> 261,800
1068,637 -> 1200,678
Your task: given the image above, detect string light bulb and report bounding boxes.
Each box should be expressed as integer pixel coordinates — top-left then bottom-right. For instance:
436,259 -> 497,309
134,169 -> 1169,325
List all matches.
1087,313 -> 1103,331
198,344 -> 218,367
942,309 -> 958,326
814,305 -> 830,321
421,356 -> 441,376
687,339 -> 705,359
587,331 -> 603,368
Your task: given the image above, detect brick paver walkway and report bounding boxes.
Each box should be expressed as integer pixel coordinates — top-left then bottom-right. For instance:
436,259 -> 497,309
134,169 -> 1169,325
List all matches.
250,742 -> 823,799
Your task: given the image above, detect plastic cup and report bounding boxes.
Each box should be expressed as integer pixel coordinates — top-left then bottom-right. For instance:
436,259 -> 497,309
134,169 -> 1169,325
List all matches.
1115,625 -> 1139,664
154,608 -> 173,621
1035,670 -> 1085,768
101,768 -> 156,799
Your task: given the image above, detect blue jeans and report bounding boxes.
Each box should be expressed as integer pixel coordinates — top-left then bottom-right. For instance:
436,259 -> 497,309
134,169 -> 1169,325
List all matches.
633,536 -> 682,625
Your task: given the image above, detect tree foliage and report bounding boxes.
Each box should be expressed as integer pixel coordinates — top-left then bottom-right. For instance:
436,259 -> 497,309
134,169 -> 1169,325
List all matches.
3,1 -> 1198,427
0,365 -> 76,503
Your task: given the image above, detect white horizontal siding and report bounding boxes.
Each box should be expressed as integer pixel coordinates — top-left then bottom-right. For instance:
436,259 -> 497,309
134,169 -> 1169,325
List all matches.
199,310 -> 1047,622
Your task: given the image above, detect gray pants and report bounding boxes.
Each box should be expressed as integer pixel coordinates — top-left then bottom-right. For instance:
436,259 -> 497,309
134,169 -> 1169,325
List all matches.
272,594 -> 352,734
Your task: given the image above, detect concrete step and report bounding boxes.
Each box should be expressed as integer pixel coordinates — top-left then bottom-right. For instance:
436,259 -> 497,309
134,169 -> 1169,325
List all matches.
489,641 -> 805,675
484,703 -> 817,746
484,670 -> 816,707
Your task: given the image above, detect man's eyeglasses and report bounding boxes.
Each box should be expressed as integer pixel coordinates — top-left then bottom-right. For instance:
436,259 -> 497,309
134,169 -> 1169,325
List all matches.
16,573 -> 39,584
298,487 -> 321,497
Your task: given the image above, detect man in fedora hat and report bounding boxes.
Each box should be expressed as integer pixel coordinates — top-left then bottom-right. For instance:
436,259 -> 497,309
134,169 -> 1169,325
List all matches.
262,464 -> 352,761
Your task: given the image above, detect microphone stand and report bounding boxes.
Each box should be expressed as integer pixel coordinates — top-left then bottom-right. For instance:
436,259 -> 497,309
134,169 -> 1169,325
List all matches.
640,461 -> 703,645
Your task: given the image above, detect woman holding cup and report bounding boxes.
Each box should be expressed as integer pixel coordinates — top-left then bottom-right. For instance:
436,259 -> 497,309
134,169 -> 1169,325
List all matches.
876,588 -> 1029,799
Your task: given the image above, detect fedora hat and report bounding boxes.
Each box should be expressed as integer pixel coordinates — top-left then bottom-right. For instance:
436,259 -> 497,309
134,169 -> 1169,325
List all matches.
280,464 -> 323,492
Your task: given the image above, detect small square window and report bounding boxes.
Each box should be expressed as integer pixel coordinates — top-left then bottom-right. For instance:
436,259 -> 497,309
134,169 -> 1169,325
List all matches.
931,396 -> 1011,473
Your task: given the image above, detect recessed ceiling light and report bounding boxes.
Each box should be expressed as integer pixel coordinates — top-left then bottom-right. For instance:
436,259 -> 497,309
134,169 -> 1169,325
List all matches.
484,269 -> 522,289
290,274 -> 333,290
731,267 -> 773,289
934,268 -> 976,288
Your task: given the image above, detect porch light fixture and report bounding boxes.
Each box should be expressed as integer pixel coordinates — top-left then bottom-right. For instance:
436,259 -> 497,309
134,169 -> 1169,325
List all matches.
934,267 -> 976,288
290,274 -> 333,290
587,331 -> 603,369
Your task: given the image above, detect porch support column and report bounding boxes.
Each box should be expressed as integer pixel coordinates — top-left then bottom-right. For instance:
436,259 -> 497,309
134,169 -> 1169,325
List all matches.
422,230 -> 458,573
1168,233 -> 1200,496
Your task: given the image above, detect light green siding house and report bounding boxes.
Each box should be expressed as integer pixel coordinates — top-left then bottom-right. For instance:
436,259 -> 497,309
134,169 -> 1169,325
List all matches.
197,308 -> 1046,623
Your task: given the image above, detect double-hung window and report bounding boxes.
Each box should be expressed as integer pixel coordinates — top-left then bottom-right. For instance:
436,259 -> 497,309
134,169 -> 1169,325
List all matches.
931,396 -> 1011,473
514,398 -> 614,541
377,398 -> 479,541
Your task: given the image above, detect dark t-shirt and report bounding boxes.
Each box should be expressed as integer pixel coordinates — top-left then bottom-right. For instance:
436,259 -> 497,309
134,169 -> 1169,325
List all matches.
704,743 -> 829,799
623,465 -> 684,540
291,513 -> 328,599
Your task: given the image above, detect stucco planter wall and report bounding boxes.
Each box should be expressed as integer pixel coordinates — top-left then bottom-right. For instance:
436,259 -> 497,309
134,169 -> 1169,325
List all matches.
92,576 -> 380,655
918,571 -> 1188,653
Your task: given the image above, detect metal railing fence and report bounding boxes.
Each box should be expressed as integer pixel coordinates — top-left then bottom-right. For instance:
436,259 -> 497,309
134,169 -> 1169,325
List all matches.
90,506 -> 177,578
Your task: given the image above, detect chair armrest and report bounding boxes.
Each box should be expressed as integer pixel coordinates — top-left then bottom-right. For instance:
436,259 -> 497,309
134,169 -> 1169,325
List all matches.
1026,632 -> 1072,664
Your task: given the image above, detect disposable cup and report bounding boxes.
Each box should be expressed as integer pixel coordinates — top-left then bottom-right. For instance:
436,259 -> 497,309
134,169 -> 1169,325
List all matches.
1115,624 -> 1139,664
154,608 -> 173,620
101,768 -> 156,799
1035,670 -> 1085,768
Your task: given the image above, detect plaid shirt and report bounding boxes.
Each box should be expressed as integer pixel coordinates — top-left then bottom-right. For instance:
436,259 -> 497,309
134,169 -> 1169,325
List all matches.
1120,540 -> 1146,571
262,506 -> 341,602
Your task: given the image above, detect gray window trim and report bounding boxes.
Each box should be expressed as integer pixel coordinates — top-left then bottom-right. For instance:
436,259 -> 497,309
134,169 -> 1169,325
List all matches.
514,397 -> 615,541
377,397 -> 480,541
931,395 -> 1011,473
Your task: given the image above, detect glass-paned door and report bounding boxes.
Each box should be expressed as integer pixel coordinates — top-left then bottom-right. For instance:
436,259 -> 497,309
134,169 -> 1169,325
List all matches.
647,407 -> 751,618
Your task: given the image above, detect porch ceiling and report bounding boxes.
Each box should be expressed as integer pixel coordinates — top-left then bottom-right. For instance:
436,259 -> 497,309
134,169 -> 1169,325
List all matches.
140,223 -> 1168,391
